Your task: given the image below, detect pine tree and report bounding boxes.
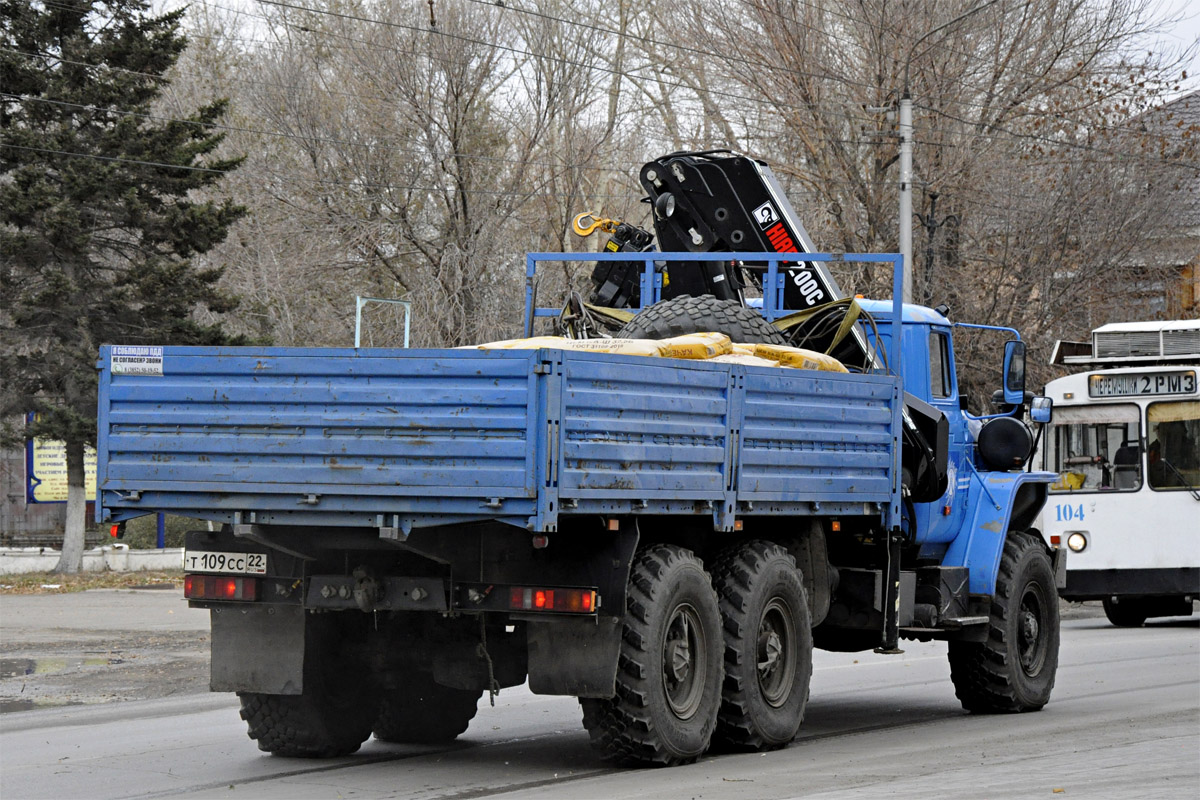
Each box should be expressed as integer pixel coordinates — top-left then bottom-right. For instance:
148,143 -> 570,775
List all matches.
0,1 -> 247,571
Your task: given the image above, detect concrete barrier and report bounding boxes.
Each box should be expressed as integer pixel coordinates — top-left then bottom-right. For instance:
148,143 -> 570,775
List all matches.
0,545 -> 184,575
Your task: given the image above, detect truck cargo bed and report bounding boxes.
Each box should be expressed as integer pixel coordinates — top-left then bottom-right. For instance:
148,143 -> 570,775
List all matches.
98,346 -> 901,532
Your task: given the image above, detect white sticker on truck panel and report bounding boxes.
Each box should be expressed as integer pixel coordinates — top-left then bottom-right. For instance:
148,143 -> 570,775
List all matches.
111,346 -> 163,376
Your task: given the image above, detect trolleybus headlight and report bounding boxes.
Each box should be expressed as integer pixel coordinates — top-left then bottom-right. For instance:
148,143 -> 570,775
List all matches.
1066,532 -> 1088,553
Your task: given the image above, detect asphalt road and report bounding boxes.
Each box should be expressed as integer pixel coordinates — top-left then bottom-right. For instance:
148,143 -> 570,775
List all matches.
0,593 -> 1197,800
0,589 -> 209,712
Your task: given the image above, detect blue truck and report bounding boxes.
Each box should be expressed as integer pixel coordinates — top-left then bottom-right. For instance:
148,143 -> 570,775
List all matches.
96,153 -> 1061,766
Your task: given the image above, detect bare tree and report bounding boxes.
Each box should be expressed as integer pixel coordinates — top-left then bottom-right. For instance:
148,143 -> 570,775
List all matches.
676,0 -> 1196,400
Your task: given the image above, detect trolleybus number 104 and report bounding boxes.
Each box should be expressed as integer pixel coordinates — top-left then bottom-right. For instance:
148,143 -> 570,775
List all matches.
1088,370 -> 1196,398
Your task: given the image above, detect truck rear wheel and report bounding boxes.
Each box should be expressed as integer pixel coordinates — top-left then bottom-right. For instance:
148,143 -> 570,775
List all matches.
238,618 -> 379,758
579,544 -> 723,766
373,673 -> 481,743
712,541 -> 812,751
616,294 -> 787,344
948,532 -> 1059,713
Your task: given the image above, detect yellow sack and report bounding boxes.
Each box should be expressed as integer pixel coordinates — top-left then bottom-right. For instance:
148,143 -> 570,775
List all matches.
1051,472 -> 1085,491
473,336 -> 666,357
730,342 -> 758,356
753,344 -> 849,373
471,336 -> 573,350
660,332 -> 733,359
711,353 -> 782,368
561,338 -> 666,356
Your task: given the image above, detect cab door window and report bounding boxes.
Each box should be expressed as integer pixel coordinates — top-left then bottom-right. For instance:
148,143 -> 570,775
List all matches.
929,331 -> 952,399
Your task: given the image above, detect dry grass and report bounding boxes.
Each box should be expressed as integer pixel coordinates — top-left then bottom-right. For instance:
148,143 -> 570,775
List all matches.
0,570 -> 185,595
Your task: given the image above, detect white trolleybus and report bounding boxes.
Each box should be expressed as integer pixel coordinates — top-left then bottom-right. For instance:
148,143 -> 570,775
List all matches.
1038,319 -> 1199,626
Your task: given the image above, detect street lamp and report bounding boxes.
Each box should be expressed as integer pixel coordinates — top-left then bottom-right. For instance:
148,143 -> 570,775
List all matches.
899,0 -> 1000,302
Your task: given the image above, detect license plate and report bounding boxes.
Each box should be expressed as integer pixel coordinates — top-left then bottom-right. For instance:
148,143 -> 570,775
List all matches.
183,550 -> 267,575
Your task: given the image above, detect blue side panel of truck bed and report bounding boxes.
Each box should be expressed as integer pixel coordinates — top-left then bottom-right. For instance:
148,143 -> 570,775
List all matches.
98,347 -> 543,528
739,370 -> 895,502
97,346 -> 901,532
555,356 -> 731,497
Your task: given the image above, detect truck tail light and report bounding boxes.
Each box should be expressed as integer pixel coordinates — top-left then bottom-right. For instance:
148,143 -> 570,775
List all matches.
184,574 -> 259,601
509,586 -> 596,613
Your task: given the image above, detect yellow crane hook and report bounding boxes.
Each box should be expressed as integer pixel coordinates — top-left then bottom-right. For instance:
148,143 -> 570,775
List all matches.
572,212 -> 620,237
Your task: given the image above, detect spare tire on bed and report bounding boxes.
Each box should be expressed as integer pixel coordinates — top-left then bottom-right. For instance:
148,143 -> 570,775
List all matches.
616,294 -> 787,345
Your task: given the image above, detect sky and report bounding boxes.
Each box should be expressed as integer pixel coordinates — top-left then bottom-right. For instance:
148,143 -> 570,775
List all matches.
1153,0 -> 1200,92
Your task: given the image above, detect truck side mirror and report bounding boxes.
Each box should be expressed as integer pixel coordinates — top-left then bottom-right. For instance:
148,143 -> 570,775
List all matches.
1030,396 -> 1053,424
1002,340 -> 1026,406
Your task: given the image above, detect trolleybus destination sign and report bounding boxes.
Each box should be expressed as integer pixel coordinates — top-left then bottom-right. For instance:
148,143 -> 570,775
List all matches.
1088,370 -> 1197,398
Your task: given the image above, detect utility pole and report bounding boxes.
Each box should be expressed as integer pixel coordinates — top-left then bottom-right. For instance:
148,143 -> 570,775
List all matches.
899,93 -> 913,303
898,0 -> 999,304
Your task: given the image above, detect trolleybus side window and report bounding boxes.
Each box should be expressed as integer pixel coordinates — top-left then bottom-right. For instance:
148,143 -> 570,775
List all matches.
1146,401 -> 1200,491
1045,404 -> 1141,492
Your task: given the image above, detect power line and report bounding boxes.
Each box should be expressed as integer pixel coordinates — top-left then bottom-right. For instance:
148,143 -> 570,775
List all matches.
0,88 -> 638,176
3,143 -> 232,174
244,0 -> 889,126
235,1 -> 1195,167
497,0 -> 1194,147
914,99 -> 1200,170
464,0 -> 878,92
0,141 -> 647,198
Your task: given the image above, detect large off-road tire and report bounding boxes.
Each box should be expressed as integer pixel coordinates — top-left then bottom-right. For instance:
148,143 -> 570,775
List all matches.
711,541 -> 813,751
373,673 -> 481,743
616,294 -> 787,345
579,544 -> 723,766
948,532 -> 1060,713
1102,596 -> 1149,628
238,619 -> 379,758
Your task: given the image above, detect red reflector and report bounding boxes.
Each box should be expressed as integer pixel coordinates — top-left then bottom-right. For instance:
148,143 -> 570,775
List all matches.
184,575 -> 257,602
110,524 -> 120,538
1051,535 -> 1061,546
508,586 -> 595,614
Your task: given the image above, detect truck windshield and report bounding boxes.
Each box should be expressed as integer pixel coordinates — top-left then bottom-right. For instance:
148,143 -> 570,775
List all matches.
1147,401 -> 1200,491
1045,404 -> 1141,493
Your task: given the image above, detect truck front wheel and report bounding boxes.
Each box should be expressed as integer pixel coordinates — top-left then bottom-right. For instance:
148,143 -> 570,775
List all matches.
948,532 -> 1059,713
712,541 -> 813,751
579,544 -> 723,766
373,673 -> 481,743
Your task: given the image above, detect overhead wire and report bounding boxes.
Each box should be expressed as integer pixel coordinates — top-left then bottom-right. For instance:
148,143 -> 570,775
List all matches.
6,2 -> 1190,201
243,0 -> 890,126
17,2 -> 1187,170
476,0 -> 1194,150
239,1 -> 1195,168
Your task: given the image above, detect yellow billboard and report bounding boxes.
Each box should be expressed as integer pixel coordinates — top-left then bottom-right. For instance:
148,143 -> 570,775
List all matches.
27,438 -> 97,503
